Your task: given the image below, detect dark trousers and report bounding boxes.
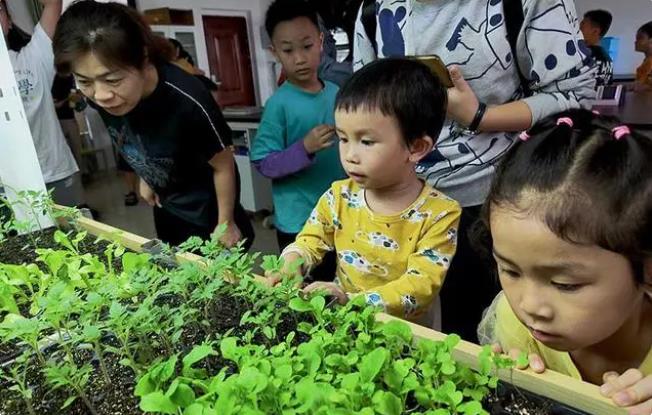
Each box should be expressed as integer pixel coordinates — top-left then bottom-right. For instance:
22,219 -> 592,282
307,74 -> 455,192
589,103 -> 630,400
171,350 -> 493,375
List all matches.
276,230 -> 337,283
153,204 -> 255,251
440,205 -> 500,343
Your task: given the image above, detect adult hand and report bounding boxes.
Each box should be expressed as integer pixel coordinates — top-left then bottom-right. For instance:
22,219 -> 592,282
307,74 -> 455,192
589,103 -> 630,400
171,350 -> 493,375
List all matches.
601,370 -> 652,415
303,125 -> 336,154
446,66 -> 481,128
303,282 -> 348,305
218,221 -> 242,248
139,179 -> 161,208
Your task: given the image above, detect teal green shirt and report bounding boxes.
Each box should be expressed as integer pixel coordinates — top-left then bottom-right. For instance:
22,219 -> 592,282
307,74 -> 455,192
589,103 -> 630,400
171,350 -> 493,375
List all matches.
251,80 -> 345,234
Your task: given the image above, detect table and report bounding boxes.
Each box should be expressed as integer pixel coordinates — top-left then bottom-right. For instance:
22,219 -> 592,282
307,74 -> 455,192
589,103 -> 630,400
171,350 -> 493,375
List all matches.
592,90 -> 652,128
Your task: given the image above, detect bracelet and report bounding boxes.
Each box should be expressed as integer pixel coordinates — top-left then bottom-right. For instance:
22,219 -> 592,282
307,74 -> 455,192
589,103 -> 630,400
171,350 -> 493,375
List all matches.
468,102 -> 487,133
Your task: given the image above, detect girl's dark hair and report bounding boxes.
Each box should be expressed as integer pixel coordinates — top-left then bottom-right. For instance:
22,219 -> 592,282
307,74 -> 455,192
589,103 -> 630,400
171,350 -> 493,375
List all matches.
335,58 -> 447,146
639,21 -> 652,38
53,0 -> 173,74
482,109 -> 652,283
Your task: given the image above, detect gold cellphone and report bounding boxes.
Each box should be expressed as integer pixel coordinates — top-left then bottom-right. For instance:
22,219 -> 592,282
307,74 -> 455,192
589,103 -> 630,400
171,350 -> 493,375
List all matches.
408,55 -> 453,88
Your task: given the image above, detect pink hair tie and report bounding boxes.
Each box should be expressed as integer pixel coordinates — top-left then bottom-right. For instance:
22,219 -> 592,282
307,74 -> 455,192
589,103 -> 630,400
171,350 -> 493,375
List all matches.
556,117 -> 574,127
612,125 -> 631,140
518,131 -> 530,141
592,110 -> 601,115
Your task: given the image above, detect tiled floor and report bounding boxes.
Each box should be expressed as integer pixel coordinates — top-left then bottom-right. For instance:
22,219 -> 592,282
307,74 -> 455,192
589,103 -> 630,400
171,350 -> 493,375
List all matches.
83,170 -> 280,257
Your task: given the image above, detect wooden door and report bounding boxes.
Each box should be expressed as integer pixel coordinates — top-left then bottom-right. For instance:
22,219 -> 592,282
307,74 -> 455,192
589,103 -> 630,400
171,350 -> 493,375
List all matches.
202,16 -> 256,107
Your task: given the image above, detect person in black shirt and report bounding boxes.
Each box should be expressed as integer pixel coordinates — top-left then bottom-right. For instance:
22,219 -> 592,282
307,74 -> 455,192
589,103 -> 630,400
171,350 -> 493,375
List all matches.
580,10 -> 614,87
52,1 -> 254,248
52,74 -> 83,167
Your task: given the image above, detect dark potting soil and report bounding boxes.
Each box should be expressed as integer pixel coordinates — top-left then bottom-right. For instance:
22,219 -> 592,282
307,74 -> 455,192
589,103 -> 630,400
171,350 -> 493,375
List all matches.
484,381 -> 591,415
0,227 -> 124,272
0,349 -> 140,415
0,293 -> 308,415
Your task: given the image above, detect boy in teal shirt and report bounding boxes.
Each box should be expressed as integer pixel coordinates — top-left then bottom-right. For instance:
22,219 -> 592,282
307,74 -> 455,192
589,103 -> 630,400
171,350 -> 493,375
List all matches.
252,0 -> 345,276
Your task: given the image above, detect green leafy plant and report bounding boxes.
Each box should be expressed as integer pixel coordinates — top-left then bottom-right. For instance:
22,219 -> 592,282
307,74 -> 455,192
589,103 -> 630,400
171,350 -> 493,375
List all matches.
1,352 -> 37,415
44,358 -> 98,415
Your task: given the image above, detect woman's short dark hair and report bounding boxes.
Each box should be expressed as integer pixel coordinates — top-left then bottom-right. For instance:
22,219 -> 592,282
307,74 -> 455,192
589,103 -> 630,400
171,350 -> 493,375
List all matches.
335,58 -> 447,146
53,0 -> 173,74
482,109 -> 652,283
639,21 -> 652,38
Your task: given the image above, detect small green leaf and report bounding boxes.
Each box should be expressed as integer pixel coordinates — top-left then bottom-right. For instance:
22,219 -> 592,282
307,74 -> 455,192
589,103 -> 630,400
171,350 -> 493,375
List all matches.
444,334 -> 461,350
441,361 -> 456,375
135,373 -> 155,397
275,364 -> 292,381
220,337 -> 239,362
184,403 -> 207,415
360,347 -> 388,383
457,400 -> 486,415
169,383 -> 196,407
140,391 -> 178,414
289,297 -> 313,313
372,390 -> 402,415
516,352 -> 529,368
380,320 -> 412,342
61,395 -> 78,409
309,296 -> 325,312
182,344 -> 216,377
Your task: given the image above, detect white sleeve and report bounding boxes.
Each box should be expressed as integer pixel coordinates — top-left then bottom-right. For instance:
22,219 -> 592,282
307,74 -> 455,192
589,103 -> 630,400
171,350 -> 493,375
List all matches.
14,24 -> 55,85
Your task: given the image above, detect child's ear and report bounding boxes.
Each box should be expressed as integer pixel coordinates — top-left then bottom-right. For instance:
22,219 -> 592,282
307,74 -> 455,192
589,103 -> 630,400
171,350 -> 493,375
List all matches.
408,135 -> 435,163
319,32 -> 324,53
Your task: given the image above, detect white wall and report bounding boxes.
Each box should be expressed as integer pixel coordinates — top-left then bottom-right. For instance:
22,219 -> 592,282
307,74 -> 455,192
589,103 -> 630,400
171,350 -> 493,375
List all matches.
137,0 -> 275,104
575,0 -> 652,76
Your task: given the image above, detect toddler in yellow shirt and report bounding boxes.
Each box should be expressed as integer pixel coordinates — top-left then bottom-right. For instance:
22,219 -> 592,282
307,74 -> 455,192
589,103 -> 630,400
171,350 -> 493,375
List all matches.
267,58 -> 461,321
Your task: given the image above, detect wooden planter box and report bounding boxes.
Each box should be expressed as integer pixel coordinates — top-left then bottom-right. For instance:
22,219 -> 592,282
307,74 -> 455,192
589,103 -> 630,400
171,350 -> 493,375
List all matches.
71,215 -> 623,415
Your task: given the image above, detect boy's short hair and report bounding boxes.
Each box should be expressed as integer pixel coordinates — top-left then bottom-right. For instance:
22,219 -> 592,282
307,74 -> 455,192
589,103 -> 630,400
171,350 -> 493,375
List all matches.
639,21 -> 652,38
335,58 -> 447,146
584,10 -> 613,37
265,0 -> 319,39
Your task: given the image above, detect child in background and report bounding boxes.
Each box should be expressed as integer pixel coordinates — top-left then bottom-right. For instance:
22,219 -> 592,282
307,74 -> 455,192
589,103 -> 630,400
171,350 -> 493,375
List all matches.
477,110 -> 652,413
252,0 -> 345,279
268,58 -> 461,323
635,22 -> 652,91
579,10 -> 613,87
2,0 -> 82,208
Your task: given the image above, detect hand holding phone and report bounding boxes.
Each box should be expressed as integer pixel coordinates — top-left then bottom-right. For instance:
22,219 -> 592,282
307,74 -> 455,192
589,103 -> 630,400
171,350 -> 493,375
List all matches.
408,55 -> 454,88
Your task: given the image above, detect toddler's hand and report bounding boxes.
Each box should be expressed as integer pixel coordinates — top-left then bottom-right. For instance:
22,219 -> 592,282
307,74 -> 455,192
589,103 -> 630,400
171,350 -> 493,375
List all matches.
601,369 -> 652,415
491,344 -> 546,373
303,125 -> 335,154
303,282 -> 348,305
263,271 -> 283,287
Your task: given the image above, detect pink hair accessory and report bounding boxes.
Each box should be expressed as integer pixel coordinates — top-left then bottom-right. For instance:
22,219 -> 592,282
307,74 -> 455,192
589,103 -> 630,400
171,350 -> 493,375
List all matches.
612,125 -> 631,140
592,110 -> 601,115
518,131 -> 530,141
556,117 -> 574,127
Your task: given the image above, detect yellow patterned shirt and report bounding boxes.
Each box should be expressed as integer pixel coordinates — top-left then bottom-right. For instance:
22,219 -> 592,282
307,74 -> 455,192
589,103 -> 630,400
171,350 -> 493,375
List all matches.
285,179 -> 461,320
